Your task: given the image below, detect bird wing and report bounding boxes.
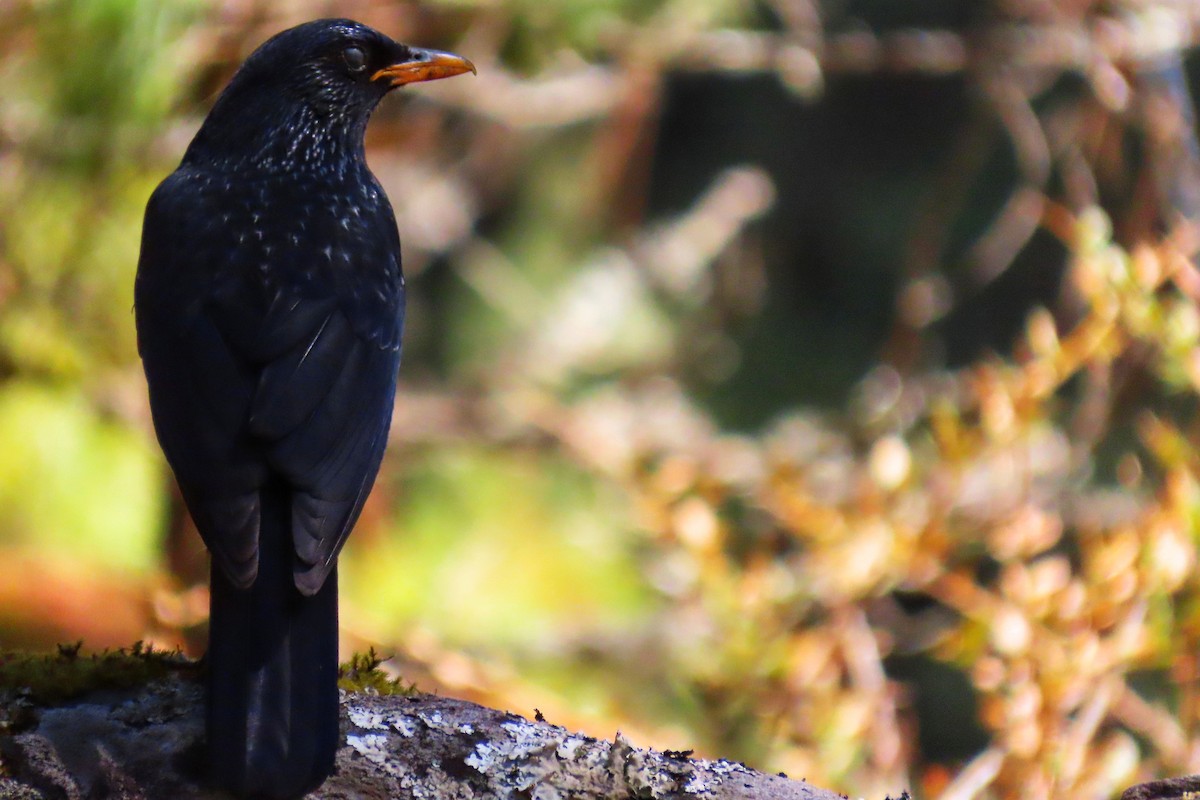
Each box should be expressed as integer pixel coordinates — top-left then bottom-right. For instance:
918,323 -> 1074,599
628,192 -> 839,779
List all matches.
136,168 -> 405,594
254,304 -> 401,595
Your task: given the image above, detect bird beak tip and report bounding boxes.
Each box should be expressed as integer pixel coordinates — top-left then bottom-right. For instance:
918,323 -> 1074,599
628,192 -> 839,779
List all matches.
371,50 -> 477,87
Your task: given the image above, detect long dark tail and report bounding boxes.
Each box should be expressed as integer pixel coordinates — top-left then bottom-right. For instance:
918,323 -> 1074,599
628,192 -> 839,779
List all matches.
206,488 -> 339,798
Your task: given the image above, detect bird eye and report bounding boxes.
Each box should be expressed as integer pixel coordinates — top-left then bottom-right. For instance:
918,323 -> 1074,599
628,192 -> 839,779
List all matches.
343,46 -> 367,73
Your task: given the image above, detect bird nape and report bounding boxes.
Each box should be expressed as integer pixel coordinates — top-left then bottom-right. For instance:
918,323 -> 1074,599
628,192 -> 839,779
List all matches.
133,19 -> 474,798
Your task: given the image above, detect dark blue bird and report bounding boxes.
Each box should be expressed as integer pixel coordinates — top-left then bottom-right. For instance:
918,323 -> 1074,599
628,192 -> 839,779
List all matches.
134,19 -> 474,797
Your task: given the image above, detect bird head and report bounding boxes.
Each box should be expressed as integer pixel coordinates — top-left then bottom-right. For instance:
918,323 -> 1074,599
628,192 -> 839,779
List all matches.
186,19 -> 475,170
236,18 -> 475,110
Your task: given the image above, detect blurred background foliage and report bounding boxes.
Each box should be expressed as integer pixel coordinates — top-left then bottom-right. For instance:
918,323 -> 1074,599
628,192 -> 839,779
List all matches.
3,0 -> 1200,798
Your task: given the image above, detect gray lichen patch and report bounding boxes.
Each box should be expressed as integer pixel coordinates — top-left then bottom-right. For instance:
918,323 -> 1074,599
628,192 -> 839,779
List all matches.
416,708 -> 474,736
337,693 -> 839,799
346,705 -> 388,731
618,734 -> 702,798
346,733 -> 392,767
346,703 -> 420,737
459,715 -> 699,799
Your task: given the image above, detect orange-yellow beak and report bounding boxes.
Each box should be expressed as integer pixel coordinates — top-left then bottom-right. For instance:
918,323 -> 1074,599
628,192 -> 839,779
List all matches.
371,49 -> 477,87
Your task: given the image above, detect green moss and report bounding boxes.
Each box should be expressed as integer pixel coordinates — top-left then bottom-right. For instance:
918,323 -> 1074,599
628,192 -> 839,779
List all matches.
337,649 -> 417,696
0,643 -> 415,735
0,641 -> 195,730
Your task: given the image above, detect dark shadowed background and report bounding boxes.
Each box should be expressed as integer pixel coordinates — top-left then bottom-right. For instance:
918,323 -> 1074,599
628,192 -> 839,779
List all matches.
3,1 -> 1200,798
